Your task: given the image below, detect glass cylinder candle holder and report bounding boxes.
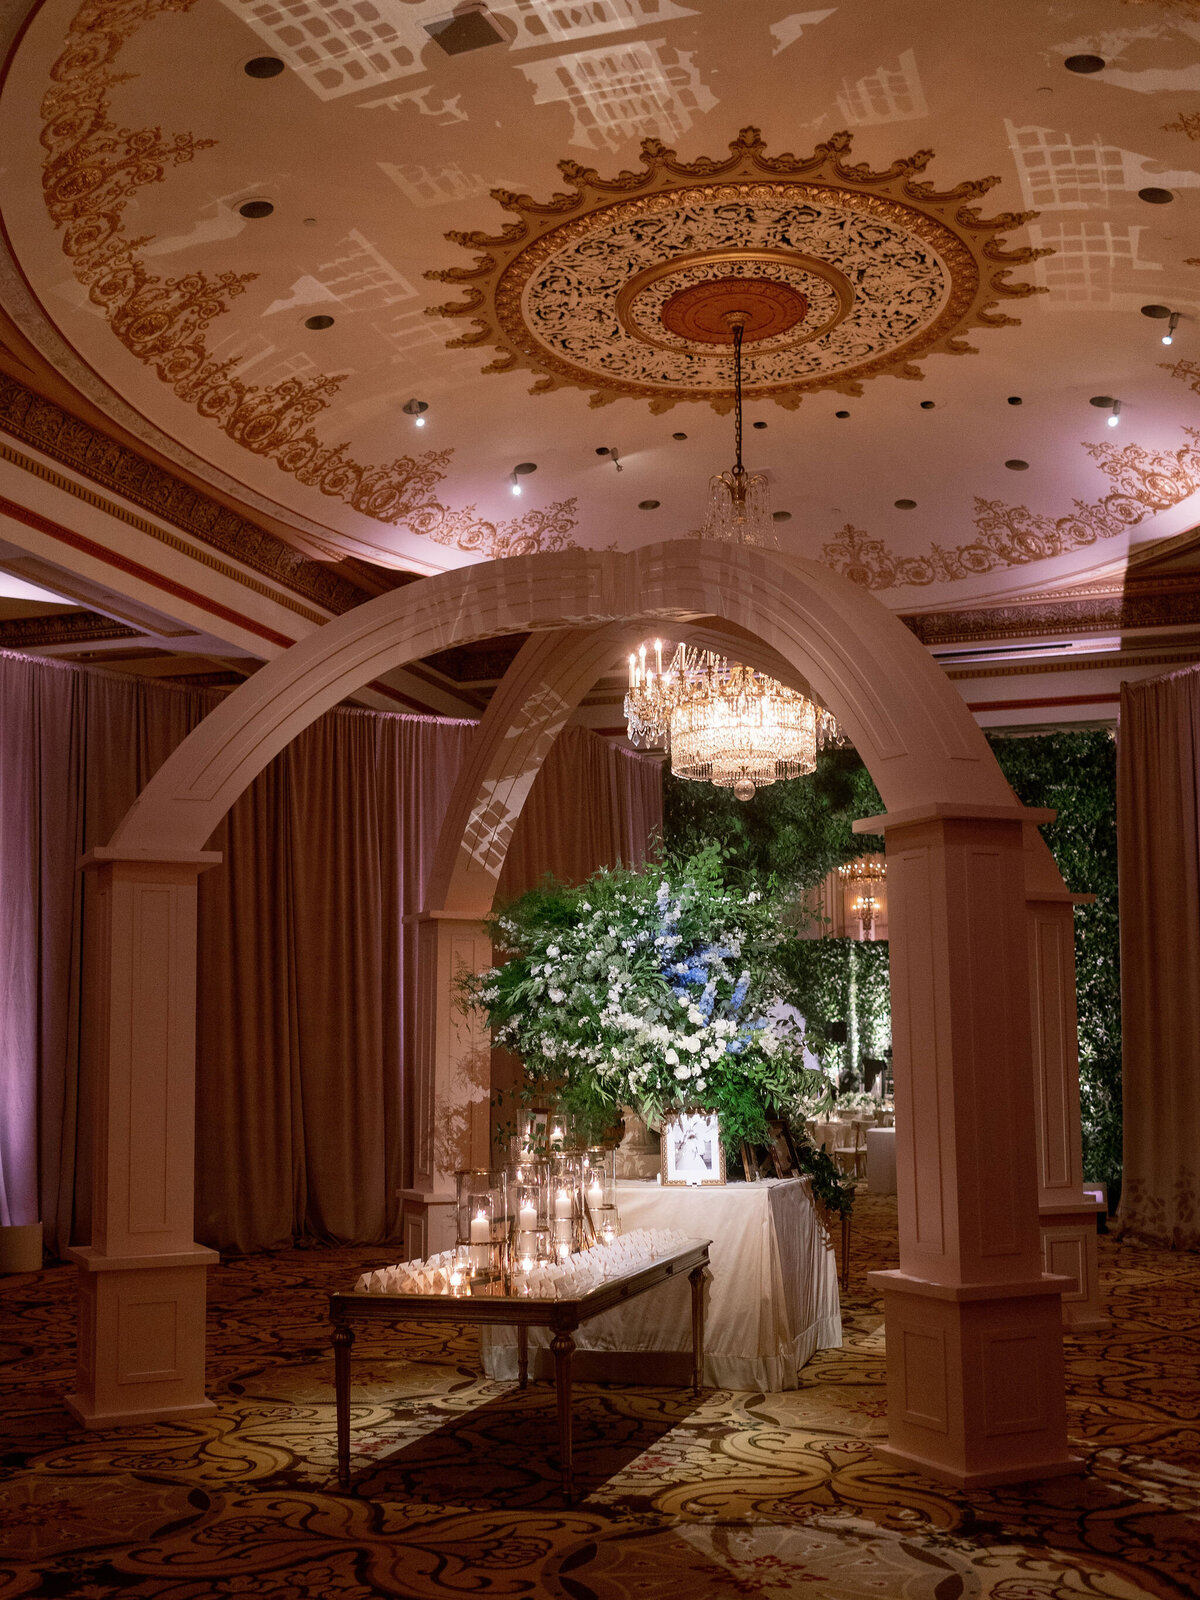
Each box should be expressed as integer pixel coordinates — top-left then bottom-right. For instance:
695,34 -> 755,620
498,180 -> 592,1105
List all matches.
595,1205 -> 620,1247
456,1171 -> 495,1268
583,1148 -> 613,1215
550,1151 -> 583,1256
512,1171 -> 547,1262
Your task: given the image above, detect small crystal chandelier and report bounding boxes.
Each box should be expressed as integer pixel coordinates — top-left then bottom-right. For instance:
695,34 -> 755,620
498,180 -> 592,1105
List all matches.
700,311 -> 776,546
623,307 -> 841,800
838,856 -> 887,935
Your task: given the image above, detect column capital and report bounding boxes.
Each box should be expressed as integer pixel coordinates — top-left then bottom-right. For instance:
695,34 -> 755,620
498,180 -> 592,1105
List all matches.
854,801 -> 1055,834
80,845 -> 222,873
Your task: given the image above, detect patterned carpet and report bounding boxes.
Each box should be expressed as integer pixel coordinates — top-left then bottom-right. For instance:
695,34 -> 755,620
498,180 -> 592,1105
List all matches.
1,1194 -> 1197,1600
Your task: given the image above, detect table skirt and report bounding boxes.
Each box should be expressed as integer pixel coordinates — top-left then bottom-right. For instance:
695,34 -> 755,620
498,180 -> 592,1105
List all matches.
481,1177 -> 842,1391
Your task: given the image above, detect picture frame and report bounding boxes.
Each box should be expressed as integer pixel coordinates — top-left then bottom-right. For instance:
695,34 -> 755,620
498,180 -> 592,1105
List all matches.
767,1119 -> 797,1179
661,1111 -> 726,1186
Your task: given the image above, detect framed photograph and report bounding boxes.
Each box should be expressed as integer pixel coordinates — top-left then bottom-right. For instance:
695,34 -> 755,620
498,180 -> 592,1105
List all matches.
662,1111 -> 726,1186
768,1119 -> 797,1179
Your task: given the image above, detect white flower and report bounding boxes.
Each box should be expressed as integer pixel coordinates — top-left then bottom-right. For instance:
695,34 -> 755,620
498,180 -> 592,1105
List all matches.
696,1078 -> 707,1091
746,890 -> 760,904
549,988 -> 565,1004
547,945 -> 560,958
665,1048 -> 679,1066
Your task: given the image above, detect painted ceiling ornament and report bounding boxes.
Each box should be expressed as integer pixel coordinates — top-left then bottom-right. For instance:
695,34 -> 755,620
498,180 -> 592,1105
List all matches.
428,127 -> 1048,412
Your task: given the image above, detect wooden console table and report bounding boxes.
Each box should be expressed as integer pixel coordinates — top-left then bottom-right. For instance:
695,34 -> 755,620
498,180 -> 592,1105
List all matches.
329,1238 -> 711,1503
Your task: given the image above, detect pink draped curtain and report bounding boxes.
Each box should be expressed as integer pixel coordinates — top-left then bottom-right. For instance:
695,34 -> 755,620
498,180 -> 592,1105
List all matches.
1117,665 -> 1200,1248
0,652 -> 661,1255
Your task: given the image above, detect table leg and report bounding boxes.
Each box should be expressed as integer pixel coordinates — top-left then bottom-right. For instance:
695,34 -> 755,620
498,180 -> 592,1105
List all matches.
550,1330 -> 575,1504
689,1265 -> 705,1396
517,1324 -> 529,1390
332,1322 -> 355,1491
841,1212 -> 851,1292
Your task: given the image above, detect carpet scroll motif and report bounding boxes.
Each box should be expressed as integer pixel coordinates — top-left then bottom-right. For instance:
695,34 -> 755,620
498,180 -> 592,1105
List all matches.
1,1194 -> 1197,1599
37,0 -> 578,560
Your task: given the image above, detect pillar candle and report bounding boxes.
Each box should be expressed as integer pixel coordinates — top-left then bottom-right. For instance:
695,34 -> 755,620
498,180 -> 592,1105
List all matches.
470,1208 -> 490,1268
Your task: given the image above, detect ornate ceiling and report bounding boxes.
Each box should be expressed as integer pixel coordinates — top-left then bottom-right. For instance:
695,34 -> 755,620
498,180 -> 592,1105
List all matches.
2,0 -> 1200,718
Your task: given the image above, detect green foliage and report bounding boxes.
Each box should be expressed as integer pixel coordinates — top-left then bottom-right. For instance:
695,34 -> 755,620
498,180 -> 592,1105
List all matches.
774,937 -> 891,1073
663,748 -> 884,890
662,729 -> 1123,1193
987,731 -> 1121,1191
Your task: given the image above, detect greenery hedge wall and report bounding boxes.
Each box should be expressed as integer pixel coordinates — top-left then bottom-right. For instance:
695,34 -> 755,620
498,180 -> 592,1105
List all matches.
661,729 -> 1121,1192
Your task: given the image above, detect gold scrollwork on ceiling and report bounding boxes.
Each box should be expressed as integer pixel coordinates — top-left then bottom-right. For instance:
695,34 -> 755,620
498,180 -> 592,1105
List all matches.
822,432 -> 1200,590
428,127 -> 1048,412
36,0 -> 577,560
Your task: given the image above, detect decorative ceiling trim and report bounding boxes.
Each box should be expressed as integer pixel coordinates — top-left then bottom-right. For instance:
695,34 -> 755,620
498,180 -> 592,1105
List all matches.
822,431 -> 1200,591
0,379 -> 352,619
0,489 -> 295,650
0,609 -> 141,649
429,126 -> 1045,412
945,646 -> 1200,681
33,0 -> 577,560
904,575 -> 1200,645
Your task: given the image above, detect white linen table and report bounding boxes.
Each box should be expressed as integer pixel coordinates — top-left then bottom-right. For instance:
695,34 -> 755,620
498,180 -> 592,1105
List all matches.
481,1176 -> 841,1391
866,1127 -> 897,1194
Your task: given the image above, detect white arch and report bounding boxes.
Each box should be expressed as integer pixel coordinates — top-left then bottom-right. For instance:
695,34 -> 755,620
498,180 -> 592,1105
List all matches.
109,542 -> 1009,858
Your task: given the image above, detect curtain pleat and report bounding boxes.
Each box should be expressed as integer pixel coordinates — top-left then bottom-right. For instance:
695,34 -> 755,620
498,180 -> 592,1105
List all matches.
1117,666 -> 1200,1248
0,653 -> 660,1255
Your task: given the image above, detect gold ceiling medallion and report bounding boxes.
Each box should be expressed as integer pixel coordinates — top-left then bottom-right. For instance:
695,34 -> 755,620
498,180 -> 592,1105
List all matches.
428,127 -> 1047,412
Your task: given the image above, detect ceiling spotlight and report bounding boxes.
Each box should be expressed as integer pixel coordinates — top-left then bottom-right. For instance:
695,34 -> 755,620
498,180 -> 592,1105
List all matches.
402,398 -> 429,426
1107,399 -> 1121,428
510,461 -> 537,495
1163,312 -> 1182,346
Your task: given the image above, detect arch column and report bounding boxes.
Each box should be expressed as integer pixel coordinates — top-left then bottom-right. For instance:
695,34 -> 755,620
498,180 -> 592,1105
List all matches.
860,804 -> 1078,1486
67,847 -> 220,1426
1024,832 -> 1107,1331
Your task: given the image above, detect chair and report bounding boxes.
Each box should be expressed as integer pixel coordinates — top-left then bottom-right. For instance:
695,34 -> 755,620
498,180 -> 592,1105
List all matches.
832,1119 -> 866,1178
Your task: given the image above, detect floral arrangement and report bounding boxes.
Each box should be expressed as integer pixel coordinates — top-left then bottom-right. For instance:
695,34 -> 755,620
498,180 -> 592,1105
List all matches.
463,847 -> 826,1149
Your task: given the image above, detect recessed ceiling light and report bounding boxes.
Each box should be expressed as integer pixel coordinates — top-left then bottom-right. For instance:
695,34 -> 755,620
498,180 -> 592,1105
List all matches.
1005,459 -> 1029,471
638,500 -> 660,510
752,420 -> 768,429
1007,395 -> 1023,405
514,462 -> 537,475
303,217 -> 317,226
920,400 -> 936,409
595,446 -> 611,455
1139,187 -> 1174,204
1141,304 -> 1172,319
772,511 -> 792,522
894,499 -> 917,510
1064,54 -> 1105,73
835,410 -> 850,419
1089,395 -> 1115,407
304,315 -> 334,330
402,398 -> 429,427
239,200 -> 274,219
672,432 -> 687,440
244,56 -> 284,78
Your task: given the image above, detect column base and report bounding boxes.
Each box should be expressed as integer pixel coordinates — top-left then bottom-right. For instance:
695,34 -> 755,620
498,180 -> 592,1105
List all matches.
67,1245 -> 217,1428
397,1190 -> 457,1259
64,1392 -> 217,1429
870,1268 -> 1076,1486
1040,1199 -> 1109,1332
872,1439 -> 1082,1489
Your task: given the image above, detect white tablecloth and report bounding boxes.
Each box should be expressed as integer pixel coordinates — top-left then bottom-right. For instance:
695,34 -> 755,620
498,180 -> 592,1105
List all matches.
866,1127 -> 897,1193
481,1177 -> 842,1391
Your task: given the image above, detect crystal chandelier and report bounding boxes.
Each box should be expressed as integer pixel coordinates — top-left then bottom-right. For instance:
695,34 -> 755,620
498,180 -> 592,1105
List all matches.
623,307 -> 842,801
625,642 -> 841,802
